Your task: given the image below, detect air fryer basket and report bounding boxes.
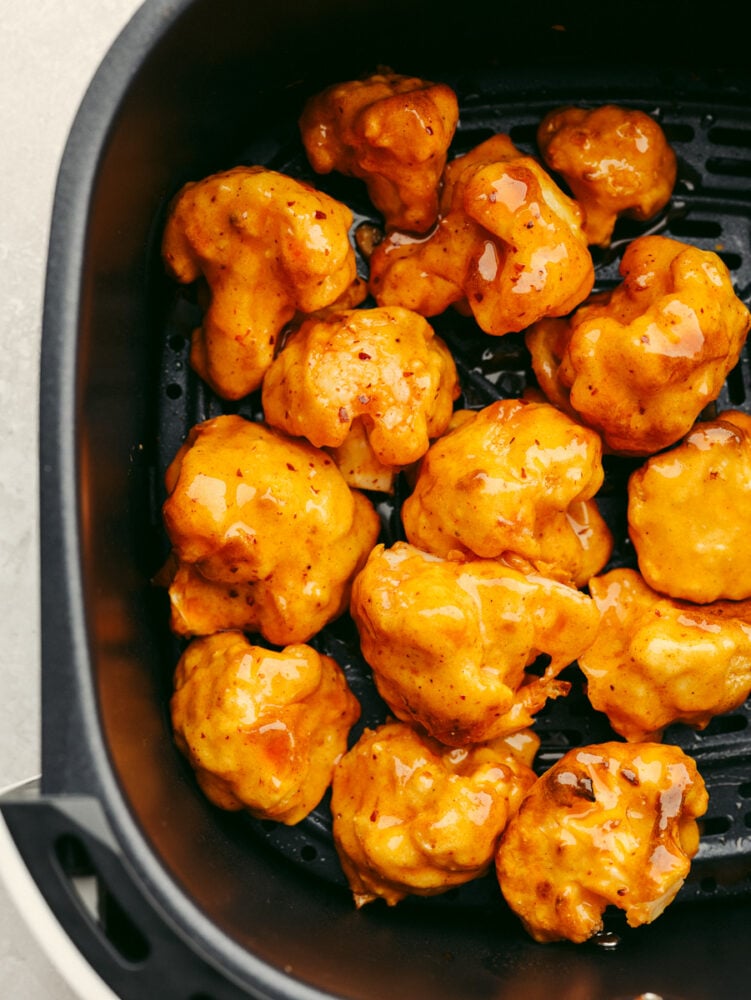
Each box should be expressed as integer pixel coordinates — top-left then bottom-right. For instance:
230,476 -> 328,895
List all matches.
4,0 -> 751,997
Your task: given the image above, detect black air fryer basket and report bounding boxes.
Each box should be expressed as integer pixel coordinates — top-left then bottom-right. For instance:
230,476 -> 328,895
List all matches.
4,0 -> 751,996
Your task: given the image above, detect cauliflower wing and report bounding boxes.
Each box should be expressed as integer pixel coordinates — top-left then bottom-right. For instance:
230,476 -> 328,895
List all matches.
171,631 -> 360,824
496,741 -> 708,943
332,720 -> 538,907
537,104 -> 677,247
162,165 -> 358,399
368,134 -> 594,336
261,305 -> 460,490
628,410 -> 751,602
581,568 -> 751,741
299,72 -> 458,234
350,541 -> 600,745
401,398 -> 612,587
526,234 -> 751,455
161,414 -> 380,644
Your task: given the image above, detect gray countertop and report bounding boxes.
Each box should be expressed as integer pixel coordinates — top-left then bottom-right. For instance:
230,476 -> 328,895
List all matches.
0,2 -> 144,995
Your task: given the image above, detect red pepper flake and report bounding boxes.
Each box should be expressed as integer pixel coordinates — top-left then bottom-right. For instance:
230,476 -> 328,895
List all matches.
338,407 -> 349,423
315,210 -> 327,220
358,351 -> 371,360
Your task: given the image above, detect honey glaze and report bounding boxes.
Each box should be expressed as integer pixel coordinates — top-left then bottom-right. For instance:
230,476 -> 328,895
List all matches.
628,410 -> 751,602
526,235 -> 751,456
161,414 -> 380,645
401,398 -> 612,587
369,133 -> 594,334
170,631 -> 360,824
350,541 -> 599,746
496,742 -> 708,943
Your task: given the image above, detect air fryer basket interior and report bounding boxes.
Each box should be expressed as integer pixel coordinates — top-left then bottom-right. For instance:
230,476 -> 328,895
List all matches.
18,0 -> 751,997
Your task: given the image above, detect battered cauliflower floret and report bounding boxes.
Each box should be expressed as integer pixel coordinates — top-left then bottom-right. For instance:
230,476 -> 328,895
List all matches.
331,720 -> 538,907
162,165 -> 358,399
171,631 -> 360,824
401,398 -> 613,588
161,414 -> 380,645
628,410 -> 751,602
350,541 -> 600,745
537,105 -> 677,247
299,72 -> 459,234
580,568 -> 751,741
368,134 -> 595,336
526,234 -> 751,455
496,741 -> 708,943
261,306 -> 460,492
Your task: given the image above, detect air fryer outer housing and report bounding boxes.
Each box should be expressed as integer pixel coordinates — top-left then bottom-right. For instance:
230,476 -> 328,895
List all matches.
4,0 -> 751,997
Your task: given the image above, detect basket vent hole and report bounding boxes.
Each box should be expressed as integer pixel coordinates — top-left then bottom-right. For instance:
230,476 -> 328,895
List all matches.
168,333 -> 187,352
705,155 -> 751,180
739,781 -> 751,799
700,876 -> 718,893
701,713 -> 748,736
708,125 -> 751,149
54,833 -> 150,965
166,382 -> 183,400
716,250 -> 743,271
667,217 -> 723,239
700,815 -> 733,837
664,122 -> 695,143
508,122 -> 537,146
301,844 -> 318,861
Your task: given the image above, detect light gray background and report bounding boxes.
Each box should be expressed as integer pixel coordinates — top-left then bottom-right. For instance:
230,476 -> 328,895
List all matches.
0,1 -> 144,995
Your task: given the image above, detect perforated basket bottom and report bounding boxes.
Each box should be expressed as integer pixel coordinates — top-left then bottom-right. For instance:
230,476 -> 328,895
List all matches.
156,76 -> 751,920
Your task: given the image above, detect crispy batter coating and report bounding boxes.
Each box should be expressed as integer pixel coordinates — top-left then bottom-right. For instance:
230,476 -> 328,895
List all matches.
401,398 -> 612,587
161,414 -> 380,644
324,417 -> 399,493
581,568 -> 751,741
526,234 -> 751,455
332,720 -> 538,907
368,134 -> 594,336
496,741 -> 708,943
262,306 -> 460,490
350,541 -> 600,745
162,165 -> 358,399
628,410 -> 751,602
171,631 -> 360,824
537,105 -> 677,247
299,72 -> 458,234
